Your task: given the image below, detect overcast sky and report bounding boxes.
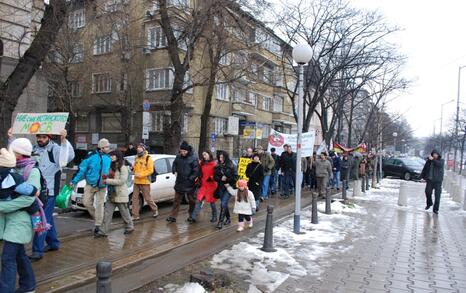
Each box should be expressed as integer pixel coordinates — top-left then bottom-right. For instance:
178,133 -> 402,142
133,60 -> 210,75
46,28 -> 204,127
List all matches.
351,0 -> 466,138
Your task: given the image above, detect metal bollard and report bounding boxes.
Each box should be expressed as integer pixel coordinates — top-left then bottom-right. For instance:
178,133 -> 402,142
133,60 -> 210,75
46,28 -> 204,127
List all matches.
361,177 -> 366,193
398,182 -> 408,206
261,205 -> 277,252
463,189 -> 466,211
353,180 -> 362,197
342,180 -> 347,201
325,188 -> 332,214
96,261 -> 112,293
311,192 -> 318,224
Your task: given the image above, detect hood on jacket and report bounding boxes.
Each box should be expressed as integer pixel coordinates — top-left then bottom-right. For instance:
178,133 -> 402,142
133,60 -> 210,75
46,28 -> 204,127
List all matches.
431,149 -> 442,159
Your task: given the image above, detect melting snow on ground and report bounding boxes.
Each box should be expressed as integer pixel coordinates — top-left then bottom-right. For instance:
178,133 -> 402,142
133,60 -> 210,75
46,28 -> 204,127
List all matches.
162,282 -> 206,293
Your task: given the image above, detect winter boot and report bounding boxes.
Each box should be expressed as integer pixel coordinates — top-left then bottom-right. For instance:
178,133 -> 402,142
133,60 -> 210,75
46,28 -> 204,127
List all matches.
224,208 -> 231,225
236,222 -> 245,232
210,206 -> 218,223
216,208 -> 225,229
248,218 -> 253,228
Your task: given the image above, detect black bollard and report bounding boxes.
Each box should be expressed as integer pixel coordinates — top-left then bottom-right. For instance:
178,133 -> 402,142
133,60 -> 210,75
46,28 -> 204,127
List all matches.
325,187 -> 332,214
361,177 -> 366,193
311,192 -> 318,224
261,205 -> 277,252
342,180 -> 347,201
96,261 -> 112,293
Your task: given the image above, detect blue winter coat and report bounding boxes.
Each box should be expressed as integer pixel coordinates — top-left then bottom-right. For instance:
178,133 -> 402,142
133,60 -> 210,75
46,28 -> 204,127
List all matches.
71,151 -> 111,188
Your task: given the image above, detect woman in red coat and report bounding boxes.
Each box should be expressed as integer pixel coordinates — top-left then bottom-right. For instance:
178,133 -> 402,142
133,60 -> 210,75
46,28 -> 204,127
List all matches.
190,150 -> 218,223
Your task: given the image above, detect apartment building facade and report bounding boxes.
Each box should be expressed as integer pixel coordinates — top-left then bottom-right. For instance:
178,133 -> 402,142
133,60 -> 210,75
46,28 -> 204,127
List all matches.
53,0 -> 304,156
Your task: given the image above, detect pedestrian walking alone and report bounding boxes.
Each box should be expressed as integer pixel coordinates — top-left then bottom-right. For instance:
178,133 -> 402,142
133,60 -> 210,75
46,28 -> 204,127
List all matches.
421,150 -> 444,214
340,153 -> 352,190
280,145 -> 296,198
101,150 -> 134,236
190,150 -> 218,223
132,143 -> 158,220
167,141 -> 199,223
0,148 -> 39,293
71,138 -> 111,237
246,153 -> 264,211
225,180 -> 256,232
314,152 -> 332,198
214,150 -> 237,229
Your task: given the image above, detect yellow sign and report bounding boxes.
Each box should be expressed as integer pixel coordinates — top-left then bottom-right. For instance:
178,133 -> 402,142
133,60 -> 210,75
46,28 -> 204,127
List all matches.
237,157 -> 251,180
242,128 -> 262,139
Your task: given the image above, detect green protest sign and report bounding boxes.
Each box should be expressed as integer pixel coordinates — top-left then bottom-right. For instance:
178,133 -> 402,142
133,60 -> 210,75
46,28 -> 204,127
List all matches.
12,113 -> 69,135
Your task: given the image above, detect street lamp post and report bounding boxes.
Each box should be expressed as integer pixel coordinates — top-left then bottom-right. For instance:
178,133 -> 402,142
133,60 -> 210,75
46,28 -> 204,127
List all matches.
440,99 -> 455,154
292,43 -> 313,234
393,132 -> 398,153
454,65 -> 466,172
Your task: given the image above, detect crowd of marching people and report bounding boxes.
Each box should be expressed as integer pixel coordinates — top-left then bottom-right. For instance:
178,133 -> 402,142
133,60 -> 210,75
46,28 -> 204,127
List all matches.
0,127 -> 381,293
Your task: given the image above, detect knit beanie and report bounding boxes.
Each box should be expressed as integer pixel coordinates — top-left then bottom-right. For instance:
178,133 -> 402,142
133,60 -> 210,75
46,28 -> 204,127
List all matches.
9,138 -> 33,157
98,138 -> 110,149
237,179 -> 248,189
179,141 -> 190,151
0,148 -> 16,168
137,143 -> 147,151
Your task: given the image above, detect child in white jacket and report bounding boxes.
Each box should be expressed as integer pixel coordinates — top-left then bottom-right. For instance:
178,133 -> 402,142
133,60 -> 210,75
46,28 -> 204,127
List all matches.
225,179 -> 256,232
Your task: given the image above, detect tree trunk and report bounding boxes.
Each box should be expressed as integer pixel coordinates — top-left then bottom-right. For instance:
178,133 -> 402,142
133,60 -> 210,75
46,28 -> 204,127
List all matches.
0,0 -> 67,145
164,76 -> 185,154
346,94 -> 355,147
198,74 -> 217,157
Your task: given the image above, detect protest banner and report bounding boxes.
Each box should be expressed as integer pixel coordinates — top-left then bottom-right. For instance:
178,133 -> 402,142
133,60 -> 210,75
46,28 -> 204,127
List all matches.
267,129 -> 316,156
237,157 -> 251,180
12,113 -> 69,135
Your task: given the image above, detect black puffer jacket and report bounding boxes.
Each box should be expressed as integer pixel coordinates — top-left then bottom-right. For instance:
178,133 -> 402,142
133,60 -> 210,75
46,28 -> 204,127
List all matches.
172,145 -> 200,193
421,150 -> 444,182
246,161 -> 264,200
214,151 -> 237,195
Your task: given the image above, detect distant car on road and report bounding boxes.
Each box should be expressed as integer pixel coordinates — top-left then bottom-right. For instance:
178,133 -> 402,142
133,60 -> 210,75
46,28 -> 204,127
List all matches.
70,154 -> 176,212
382,157 -> 425,181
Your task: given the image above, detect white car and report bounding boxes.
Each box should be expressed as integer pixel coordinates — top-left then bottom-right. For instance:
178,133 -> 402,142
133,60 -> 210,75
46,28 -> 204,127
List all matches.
70,154 -> 176,212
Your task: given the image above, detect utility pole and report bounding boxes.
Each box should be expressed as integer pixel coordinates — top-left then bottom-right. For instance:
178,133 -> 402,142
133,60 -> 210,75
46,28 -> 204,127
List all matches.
454,66 -> 466,172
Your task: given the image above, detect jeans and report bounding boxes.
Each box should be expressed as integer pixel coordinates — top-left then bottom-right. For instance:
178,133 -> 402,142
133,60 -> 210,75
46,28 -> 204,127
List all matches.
282,171 -> 295,196
191,200 -> 217,220
270,170 -> 278,194
262,175 -> 271,198
33,196 -> 60,255
238,214 -> 252,222
425,180 -> 442,212
1,241 -> 35,293
332,171 -> 341,189
219,189 -> 231,210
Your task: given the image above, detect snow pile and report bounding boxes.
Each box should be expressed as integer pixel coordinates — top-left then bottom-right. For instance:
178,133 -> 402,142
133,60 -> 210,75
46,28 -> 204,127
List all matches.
162,282 -> 206,293
317,200 -> 366,214
210,203 -> 367,292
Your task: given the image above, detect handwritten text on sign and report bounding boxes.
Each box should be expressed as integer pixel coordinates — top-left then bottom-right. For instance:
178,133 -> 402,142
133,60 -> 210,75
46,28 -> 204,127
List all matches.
12,113 -> 69,135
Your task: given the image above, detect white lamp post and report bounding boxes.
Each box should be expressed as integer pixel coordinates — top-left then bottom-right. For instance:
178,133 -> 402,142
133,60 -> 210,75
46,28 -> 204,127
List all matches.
292,43 -> 313,234
392,132 -> 398,152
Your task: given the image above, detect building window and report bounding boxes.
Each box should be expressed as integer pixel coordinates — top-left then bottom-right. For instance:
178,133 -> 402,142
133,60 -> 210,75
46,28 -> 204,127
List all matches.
216,83 -> 229,101
184,71 -> 193,94
69,9 -> 85,29
147,26 -> 167,49
71,81 -> 82,97
93,35 -> 112,55
48,50 -> 63,64
214,117 -> 227,135
273,96 -> 283,112
92,73 -> 112,93
75,115 -> 89,132
151,0 -> 189,11
101,113 -> 121,132
262,124 -> 271,138
263,66 -> 275,84
71,43 -> 84,63
118,73 -> 128,92
232,87 -> 246,103
151,111 -> 165,132
246,92 -> 257,106
145,68 -> 173,91
261,96 -> 271,111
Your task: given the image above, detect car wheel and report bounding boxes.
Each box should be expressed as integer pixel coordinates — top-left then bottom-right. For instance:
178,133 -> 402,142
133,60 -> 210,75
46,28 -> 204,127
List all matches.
129,193 -> 144,214
404,172 -> 411,181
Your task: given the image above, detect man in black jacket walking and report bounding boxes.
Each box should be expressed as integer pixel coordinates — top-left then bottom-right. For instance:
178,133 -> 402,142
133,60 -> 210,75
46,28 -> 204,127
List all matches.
420,149 -> 444,214
167,141 -> 200,222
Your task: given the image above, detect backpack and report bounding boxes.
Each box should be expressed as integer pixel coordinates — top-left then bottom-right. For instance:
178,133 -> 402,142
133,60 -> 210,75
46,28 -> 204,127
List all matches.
145,155 -> 158,182
124,160 -> 133,187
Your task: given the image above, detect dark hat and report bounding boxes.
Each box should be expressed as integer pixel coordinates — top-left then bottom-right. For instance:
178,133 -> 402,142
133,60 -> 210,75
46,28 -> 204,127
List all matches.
137,143 -> 147,150
180,141 -> 190,151
271,147 -> 276,152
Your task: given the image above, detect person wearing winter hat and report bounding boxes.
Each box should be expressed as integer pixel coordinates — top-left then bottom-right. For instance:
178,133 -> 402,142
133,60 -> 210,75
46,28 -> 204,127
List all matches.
167,141 -> 199,223
224,180 -> 256,232
0,148 -> 39,293
7,127 -> 75,260
420,149 -> 444,214
71,138 -> 112,237
131,143 -> 158,220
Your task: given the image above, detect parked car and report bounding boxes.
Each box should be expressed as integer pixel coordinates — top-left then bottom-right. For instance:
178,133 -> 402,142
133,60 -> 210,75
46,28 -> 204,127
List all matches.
70,154 -> 176,212
382,157 -> 424,181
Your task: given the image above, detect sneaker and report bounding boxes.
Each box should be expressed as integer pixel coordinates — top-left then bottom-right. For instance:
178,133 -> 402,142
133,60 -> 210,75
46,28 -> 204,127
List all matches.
187,217 -> 196,223
166,217 -> 176,223
425,205 -> 432,210
94,227 -> 107,238
248,219 -> 253,228
152,210 -> 159,218
260,197 -> 264,202
132,216 -> 140,221
44,245 -> 59,253
124,228 -> 134,235
28,253 -> 42,262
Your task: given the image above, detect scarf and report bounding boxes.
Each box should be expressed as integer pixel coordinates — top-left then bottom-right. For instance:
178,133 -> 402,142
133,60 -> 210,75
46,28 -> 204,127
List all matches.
16,157 -> 37,180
